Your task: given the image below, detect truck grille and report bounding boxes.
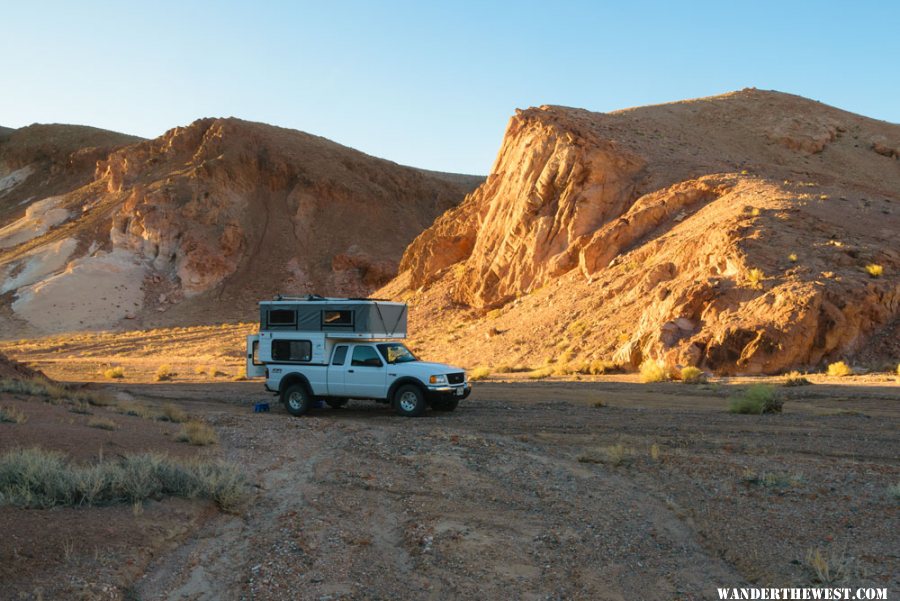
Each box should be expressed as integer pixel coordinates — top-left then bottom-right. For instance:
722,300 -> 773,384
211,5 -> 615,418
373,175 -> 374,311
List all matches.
448,373 -> 465,385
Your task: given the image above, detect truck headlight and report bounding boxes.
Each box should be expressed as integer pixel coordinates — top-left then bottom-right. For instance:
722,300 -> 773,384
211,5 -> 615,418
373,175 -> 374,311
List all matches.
429,374 -> 448,385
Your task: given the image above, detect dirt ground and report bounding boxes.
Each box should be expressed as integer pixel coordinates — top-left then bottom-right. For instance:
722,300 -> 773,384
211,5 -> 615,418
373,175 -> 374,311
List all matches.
5,376 -> 896,600
1,333 -> 898,599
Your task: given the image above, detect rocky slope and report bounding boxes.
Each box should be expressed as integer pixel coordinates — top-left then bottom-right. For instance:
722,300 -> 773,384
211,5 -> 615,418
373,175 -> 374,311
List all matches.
0,120 -> 481,335
382,89 -> 900,374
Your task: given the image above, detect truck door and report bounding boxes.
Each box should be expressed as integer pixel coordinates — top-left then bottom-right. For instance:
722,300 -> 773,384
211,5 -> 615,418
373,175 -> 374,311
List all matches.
245,335 -> 267,379
327,345 -> 349,396
345,345 -> 387,399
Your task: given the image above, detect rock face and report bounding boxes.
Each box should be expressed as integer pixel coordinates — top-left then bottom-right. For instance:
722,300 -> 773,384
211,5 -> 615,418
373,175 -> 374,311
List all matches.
0,119 -> 481,335
384,89 -> 900,374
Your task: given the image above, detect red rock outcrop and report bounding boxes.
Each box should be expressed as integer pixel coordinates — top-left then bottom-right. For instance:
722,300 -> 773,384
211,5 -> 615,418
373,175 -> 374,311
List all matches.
384,89 -> 900,374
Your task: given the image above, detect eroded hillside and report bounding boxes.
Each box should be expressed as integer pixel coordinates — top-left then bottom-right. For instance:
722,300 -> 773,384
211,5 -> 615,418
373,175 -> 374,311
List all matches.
382,89 -> 900,374
0,119 -> 481,336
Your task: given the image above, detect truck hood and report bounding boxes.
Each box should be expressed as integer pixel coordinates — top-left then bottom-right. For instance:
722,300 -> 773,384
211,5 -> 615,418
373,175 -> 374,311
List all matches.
392,361 -> 464,375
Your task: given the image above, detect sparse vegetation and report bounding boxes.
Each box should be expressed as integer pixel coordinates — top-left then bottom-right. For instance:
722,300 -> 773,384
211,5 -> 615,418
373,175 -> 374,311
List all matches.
0,377 -> 113,407
864,263 -> 883,278
783,371 -> 812,386
176,421 -> 218,446
232,368 -> 248,381
788,253 -> 798,262
679,366 -> 705,383
87,417 -> 117,431
486,308 -> 503,320
888,482 -> 900,501
526,367 -> 553,380
160,402 -> 188,423
639,359 -> 668,383
0,405 -> 28,424
728,384 -> 783,414
805,547 -> 851,585
0,448 -> 247,511
649,443 -> 660,461
592,400 -> 606,408
469,367 -> 491,381
155,364 -> 174,381
579,444 -> 632,466
741,469 -> 802,488
826,361 -> 853,377
103,366 -> 125,379
746,268 -> 765,289
116,400 -> 157,419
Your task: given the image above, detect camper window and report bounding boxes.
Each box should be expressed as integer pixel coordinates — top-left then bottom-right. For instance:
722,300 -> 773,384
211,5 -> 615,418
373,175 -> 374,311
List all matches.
272,339 -> 312,363
269,309 -> 297,326
322,310 -> 353,327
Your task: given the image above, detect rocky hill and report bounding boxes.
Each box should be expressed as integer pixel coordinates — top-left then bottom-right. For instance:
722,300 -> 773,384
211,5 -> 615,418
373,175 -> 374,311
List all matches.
381,89 -> 900,374
0,120 -> 481,336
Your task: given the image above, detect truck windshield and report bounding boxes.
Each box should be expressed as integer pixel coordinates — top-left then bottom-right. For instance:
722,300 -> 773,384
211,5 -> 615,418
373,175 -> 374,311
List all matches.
376,343 -> 417,364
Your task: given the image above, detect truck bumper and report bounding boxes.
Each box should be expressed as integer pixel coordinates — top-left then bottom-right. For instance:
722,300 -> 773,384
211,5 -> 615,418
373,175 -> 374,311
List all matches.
425,384 -> 471,401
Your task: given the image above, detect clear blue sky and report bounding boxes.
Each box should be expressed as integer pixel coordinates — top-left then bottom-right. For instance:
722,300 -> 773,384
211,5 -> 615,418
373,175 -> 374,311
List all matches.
2,1 -> 897,174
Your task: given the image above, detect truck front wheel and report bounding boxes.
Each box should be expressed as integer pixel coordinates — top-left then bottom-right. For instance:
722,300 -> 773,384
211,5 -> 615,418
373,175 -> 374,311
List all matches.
393,384 -> 427,417
283,383 -> 312,417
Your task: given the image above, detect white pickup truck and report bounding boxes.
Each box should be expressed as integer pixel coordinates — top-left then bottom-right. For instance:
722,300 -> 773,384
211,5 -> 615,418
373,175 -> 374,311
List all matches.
246,297 -> 471,417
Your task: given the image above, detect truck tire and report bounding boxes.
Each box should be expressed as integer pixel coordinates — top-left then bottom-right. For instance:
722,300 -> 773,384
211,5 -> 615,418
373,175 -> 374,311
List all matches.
282,383 -> 312,417
431,398 -> 459,412
393,384 -> 427,417
326,398 -> 348,409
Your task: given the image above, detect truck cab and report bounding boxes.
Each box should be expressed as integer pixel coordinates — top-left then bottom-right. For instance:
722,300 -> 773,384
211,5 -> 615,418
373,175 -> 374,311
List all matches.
245,296 -> 470,417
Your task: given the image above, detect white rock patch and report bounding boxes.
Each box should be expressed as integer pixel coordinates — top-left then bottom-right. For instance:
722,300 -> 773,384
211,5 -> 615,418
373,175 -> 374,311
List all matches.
11,249 -> 146,333
0,196 -> 71,249
0,165 -> 34,196
0,238 -> 78,294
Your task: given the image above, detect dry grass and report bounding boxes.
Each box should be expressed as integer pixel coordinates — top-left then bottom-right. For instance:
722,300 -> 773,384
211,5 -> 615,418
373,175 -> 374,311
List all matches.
746,268 -> 765,289
805,547 -> 851,584
788,253 -> 798,262
639,359 -> 668,383
784,371 -> 812,386
103,366 -> 125,380
160,402 -> 188,423
0,377 -> 113,407
864,263 -> 883,278
679,366 -> 705,384
87,417 -> 117,431
728,384 -> 783,414
155,364 -> 174,382
115,400 -> 157,419
176,421 -> 218,446
0,406 -> 28,424
232,368 -> 248,381
826,361 -> 853,377
526,367 -> 553,380
0,448 -> 247,512
468,367 -> 491,381
579,444 -> 632,467
741,469 -> 803,488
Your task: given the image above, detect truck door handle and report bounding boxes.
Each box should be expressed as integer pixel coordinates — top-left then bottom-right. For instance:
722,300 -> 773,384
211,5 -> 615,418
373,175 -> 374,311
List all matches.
347,369 -> 354,373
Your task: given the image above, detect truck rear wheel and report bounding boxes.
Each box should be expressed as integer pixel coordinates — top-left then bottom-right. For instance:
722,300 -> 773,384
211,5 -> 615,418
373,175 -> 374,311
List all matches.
393,384 -> 427,417
282,383 -> 312,417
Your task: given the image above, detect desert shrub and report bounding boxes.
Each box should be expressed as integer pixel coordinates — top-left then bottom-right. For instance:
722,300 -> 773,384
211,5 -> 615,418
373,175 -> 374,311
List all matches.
783,371 -> 812,386
826,361 -> 853,377
741,469 -> 802,488
578,444 -> 631,466
650,444 -> 660,461
679,366 -> 706,384
805,547 -> 851,585
69,401 -> 92,415
864,264 -> 883,278
589,360 -> 618,375
208,367 -> 225,377
526,368 -> 553,380
567,320 -> 589,337
194,366 -> 207,375
232,368 -> 248,382
728,384 -> 783,414
788,253 -> 798,262
468,367 -> 491,381
103,366 -> 125,380
0,406 -> 28,424
746,268 -> 765,289
888,482 -> 900,500
0,378 -> 112,407
176,421 -> 218,446
639,359 -> 668,383
87,417 -> 117,431
486,308 -> 503,320
160,402 -> 188,423
0,448 -> 247,511
155,364 -> 174,382
116,401 -> 157,419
